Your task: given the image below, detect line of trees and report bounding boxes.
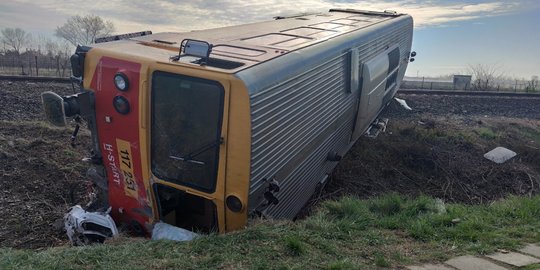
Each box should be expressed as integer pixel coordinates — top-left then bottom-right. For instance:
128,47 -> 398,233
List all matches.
0,15 -> 115,77
467,64 -> 538,92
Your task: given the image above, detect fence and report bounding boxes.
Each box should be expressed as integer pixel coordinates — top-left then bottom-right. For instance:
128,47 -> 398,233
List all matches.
0,50 -> 72,78
401,76 -> 536,93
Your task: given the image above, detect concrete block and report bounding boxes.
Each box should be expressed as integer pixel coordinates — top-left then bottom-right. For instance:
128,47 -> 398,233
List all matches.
484,147 -> 516,163
520,244 -> 540,258
445,255 -> 508,270
487,251 -> 540,267
406,264 -> 454,270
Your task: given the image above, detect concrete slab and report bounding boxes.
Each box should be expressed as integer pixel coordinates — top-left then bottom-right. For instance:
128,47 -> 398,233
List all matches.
520,244 -> 540,258
406,264 -> 455,270
445,256 -> 508,270
487,251 -> 540,267
484,147 -> 516,164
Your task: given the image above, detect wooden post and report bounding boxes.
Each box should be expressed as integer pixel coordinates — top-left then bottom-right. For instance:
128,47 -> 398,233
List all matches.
56,56 -> 60,76
35,55 -> 39,77
28,56 -> 32,76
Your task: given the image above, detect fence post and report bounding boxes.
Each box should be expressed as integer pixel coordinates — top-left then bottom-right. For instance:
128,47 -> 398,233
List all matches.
56,57 -> 60,76
421,77 -> 425,89
35,55 -> 39,77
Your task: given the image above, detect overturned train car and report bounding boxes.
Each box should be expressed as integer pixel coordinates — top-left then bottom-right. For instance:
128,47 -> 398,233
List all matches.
43,9 -> 414,239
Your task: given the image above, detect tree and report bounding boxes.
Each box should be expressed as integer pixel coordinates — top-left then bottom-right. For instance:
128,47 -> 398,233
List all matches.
527,76 -> 539,92
55,15 -> 115,46
1,28 -> 31,54
467,64 -> 504,91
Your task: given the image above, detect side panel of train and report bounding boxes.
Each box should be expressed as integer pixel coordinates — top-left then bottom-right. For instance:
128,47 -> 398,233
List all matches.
240,16 -> 413,218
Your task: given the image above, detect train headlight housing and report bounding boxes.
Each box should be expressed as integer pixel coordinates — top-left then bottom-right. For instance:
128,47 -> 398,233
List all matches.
114,72 -> 129,91
226,195 -> 243,212
113,96 -> 130,115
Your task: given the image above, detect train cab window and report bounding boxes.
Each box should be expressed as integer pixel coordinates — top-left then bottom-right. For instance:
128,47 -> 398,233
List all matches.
151,71 -> 224,192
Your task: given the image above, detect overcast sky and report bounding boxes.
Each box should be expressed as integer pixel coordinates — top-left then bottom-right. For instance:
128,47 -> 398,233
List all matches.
1,0 -> 539,78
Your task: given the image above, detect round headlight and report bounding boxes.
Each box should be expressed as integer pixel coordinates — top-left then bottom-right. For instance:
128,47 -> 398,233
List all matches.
114,72 -> 129,91
113,96 -> 130,115
226,195 -> 243,213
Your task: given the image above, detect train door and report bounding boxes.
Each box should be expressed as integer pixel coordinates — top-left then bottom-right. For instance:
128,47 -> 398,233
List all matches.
150,70 -> 229,233
351,45 -> 400,141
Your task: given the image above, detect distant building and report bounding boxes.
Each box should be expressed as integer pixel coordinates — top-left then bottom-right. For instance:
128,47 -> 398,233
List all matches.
453,75 -> 472,90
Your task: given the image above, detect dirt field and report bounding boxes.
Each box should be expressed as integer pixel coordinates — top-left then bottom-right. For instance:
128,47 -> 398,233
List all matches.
1,81 -> 91,249
1,80 -> 539,249
327,95 -> 540,204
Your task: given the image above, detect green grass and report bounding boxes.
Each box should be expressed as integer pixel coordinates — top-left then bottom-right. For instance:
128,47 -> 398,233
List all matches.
1,195 -> 538,269
520,126 -> 540,143
520,263 -> 540,270
476,127 -> 498,140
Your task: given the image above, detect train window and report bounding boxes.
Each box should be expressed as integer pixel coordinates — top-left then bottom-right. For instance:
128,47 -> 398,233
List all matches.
385,47 -> 400,91
151,71 -> 224,192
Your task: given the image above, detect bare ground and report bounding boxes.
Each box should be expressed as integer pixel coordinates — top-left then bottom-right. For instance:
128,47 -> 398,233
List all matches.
310,94 -> 540,214
1,80 -> 539,249
1,81 -> 90,249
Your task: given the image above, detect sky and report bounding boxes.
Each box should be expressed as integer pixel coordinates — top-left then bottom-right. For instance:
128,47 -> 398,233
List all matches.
1,0 -> 539,78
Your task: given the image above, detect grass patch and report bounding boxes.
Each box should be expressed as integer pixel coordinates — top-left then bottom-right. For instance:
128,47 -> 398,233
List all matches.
519,126 -> 540,143
284,236 -> 305,256
1,195 -> 538,269
476,127 -> 498,140
374,253 -> 390,267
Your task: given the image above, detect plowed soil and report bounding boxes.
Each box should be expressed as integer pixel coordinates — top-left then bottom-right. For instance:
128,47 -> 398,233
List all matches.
1,80 -> 539,249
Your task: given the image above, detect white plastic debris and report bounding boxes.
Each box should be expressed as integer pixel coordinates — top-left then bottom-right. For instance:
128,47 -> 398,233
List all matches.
434,198 -> 446,214
484,147 -> 517,164
64,205 -> 119,246
151,222 -> 198,242
394,97 -> 412,110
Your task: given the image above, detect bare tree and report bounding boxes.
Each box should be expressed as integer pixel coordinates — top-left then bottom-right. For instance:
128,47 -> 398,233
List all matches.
1,28 -> 31,54
467,64 -> 504,91
527,76 -> 539,92
55,15 -> 115,46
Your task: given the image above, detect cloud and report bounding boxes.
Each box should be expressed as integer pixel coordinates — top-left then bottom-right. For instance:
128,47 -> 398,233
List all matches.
0,0 -> 524,35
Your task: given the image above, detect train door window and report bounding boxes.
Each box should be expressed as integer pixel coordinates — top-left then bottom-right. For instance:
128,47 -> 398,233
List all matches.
385,47 -> 400,91
151,71 -> 224,193
154,184 -> 218,233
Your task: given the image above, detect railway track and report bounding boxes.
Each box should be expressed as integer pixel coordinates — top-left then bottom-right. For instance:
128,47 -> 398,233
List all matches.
1,75 -> 539,97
